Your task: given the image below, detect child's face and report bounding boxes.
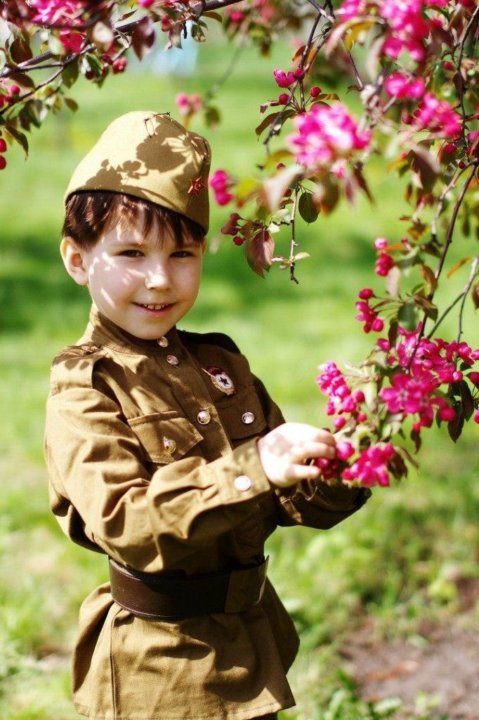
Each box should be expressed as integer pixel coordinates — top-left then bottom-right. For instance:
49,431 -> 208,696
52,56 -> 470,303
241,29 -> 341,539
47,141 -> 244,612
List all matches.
63,219 -> 204,340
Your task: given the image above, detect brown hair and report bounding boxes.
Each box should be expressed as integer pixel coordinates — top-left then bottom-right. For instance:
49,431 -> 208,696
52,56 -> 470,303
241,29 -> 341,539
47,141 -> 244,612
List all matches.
62,191 -> 206,249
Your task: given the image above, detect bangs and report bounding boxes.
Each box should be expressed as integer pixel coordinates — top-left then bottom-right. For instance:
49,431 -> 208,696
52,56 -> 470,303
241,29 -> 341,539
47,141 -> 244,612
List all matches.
63,191 -> 205,249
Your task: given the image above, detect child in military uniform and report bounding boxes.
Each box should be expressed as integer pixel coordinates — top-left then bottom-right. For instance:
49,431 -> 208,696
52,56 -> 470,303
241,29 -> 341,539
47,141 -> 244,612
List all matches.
45,111 -> 369,720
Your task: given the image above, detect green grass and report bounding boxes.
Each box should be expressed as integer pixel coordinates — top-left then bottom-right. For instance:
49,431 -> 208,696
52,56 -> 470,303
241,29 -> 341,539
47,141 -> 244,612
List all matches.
1,33 -> 478,720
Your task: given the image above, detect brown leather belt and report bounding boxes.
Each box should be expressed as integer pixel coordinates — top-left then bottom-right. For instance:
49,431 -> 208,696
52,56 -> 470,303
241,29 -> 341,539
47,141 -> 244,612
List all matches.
109,557 -> 269,621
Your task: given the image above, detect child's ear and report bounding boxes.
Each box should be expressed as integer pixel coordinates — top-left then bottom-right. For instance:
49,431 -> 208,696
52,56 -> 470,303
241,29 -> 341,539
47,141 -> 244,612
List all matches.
60,237 -> 89,286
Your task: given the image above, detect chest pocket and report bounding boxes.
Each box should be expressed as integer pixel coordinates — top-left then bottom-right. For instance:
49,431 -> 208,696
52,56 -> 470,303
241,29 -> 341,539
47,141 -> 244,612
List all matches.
128,412 -> 203,465
216,386 -> 268,446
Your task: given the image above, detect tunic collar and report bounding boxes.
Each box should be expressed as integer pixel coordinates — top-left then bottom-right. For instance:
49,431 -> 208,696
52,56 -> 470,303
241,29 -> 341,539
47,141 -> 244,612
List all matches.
81,304 -> 184,357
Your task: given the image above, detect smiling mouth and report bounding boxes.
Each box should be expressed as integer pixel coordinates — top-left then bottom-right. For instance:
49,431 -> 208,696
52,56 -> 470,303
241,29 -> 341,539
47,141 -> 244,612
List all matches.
136,302 -> 173,311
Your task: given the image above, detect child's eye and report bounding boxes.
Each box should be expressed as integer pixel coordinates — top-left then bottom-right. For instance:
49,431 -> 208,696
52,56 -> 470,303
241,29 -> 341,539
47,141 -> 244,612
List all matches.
119,249 -> 143,258
172,250 -> 194,258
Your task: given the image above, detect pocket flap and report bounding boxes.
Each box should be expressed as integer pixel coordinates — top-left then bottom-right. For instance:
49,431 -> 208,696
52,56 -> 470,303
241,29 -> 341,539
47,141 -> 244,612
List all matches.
129,413 -> 203,463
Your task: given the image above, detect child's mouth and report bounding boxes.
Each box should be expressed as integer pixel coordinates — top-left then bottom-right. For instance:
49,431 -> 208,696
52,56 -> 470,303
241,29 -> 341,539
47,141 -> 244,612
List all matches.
135,302 -> 173,313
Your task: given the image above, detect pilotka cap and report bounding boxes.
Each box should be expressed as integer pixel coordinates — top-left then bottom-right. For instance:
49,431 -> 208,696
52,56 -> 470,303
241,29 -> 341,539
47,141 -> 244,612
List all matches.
64,111 -> 211,232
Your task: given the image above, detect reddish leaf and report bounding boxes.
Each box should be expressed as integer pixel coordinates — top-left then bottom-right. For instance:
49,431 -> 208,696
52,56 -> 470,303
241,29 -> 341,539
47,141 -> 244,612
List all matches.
471,282 -> 479,310
259,165 -> 302,212
132,17 -> 156,60
410,146 -> 440,192
245,229 -> 274,278
9,34 -> 32,64
255,111 -> 282,137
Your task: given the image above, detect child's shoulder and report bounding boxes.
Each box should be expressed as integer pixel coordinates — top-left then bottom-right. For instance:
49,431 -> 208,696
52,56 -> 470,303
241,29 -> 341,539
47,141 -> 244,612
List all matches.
49,342 -> 106,392
179,330 -> 241,355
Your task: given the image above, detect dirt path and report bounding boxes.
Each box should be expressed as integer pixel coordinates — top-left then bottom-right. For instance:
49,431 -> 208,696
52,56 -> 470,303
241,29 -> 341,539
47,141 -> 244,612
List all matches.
344,621 -> 479,719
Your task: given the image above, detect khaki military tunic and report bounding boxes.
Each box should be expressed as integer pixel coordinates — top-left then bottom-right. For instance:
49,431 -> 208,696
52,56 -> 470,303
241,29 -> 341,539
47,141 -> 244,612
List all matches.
45,306 -> 369,720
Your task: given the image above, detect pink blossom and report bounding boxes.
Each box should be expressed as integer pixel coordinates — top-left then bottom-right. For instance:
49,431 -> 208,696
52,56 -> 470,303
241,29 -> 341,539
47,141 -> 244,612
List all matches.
355,296 -> 384,333
342,443 -> 395,487
336,0 -> 368,21
60,28 -> 85,53
375,251 -> 395,277
336,441 -> 355,461
413,92 -> 462,138
384,72 -> 425,100
288,103 -> 371,170
273,69 -> 296,88
374,237 -> 388,250
175,92 -> 202,116
317,361 -> 368,421
209,169 -> 234,206
30,0 -> 85,26
228,10 -> 246,22
358,287 -> 375,299
380,371 -> 437,415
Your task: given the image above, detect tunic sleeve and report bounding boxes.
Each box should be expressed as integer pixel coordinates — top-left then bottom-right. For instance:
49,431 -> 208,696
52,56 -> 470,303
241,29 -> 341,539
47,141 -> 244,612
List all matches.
274,478 -> 370,529
251,374 -> 371,529
45,383 -> 273,574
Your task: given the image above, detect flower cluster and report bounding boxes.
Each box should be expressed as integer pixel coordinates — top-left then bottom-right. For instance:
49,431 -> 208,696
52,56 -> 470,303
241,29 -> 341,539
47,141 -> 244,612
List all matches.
315,361 -> 399,486
209,170 -> 235,207
29,0 -> 86,25
341,443 -> 395,487
315,316 -> 479,487
377,327 -> 479,430
288,103 -> 371,172
175,93 -> 203,123
317,361 -> 368,428
0,137 -> 7,170
273,68 -> 303,89
411,92 -> 462,139
384,72 -> 425,100
337,0 -> 453,65
374,238 -> 395,277
355,288 -> 384,333
0,83 -> 21,110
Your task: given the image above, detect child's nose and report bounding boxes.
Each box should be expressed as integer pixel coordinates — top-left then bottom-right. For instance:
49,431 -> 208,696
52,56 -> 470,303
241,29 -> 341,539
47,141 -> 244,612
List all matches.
144,266 -> 170,290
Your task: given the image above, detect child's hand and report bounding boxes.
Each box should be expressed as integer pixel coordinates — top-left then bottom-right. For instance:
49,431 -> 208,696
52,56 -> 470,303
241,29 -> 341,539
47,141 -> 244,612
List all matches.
257,422 -> 336,488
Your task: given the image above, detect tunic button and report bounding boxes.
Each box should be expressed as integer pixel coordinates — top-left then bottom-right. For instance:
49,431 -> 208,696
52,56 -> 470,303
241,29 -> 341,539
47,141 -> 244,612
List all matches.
197,409 -> 211,425
166,354 -> 179,366
163,438 -> 176,454
241,411 -> 255,425
234,475 -> 252,492
157,336 -> 169,348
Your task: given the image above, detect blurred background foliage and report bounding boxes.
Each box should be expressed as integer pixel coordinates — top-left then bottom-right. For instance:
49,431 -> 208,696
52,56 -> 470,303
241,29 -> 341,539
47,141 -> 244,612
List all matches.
0,31 -> 478,720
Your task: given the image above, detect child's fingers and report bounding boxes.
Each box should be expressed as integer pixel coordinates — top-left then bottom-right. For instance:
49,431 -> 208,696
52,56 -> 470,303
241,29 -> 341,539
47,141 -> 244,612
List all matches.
290,439 -> 336,464
272,462 -> 321,488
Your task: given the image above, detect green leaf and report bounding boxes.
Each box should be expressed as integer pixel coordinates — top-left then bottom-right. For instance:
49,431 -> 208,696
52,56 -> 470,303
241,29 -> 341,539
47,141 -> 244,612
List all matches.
298,191 -> 319,223
4,124 -> 29,156
64,96 -> 79,112
62,61 -> 79,89
397,302 -> 418,330
204,105 -> 220,128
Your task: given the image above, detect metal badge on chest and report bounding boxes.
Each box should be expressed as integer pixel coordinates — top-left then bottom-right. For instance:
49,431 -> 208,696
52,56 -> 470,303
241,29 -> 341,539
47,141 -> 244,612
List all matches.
202,366 -> 236,396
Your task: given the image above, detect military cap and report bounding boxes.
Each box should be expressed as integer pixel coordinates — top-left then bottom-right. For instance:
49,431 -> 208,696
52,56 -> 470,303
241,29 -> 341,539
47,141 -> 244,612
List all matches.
65,111 -> 211,232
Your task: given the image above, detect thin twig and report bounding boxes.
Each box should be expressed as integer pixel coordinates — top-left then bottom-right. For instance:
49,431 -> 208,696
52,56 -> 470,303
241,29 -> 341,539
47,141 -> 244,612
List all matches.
289,187 -> 300,284
434,164 -> 477,282
425,256 -> 479,340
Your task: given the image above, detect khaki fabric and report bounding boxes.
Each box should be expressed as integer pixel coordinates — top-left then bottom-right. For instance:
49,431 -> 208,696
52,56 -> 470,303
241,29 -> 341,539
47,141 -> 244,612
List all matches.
64,112 -> 211,232
45,306 -> 369,720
